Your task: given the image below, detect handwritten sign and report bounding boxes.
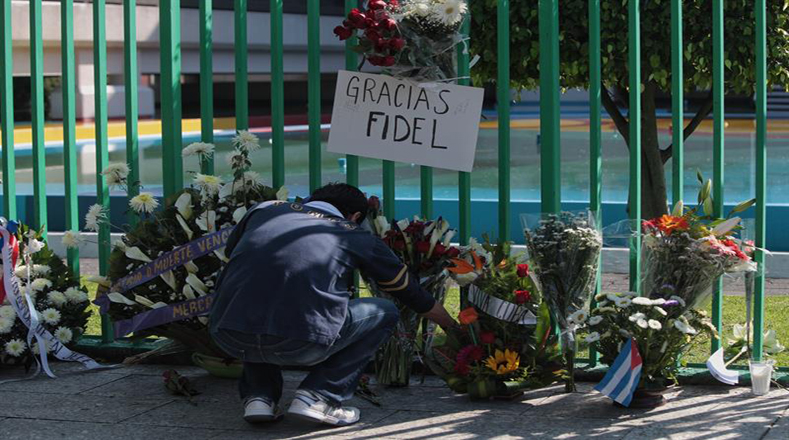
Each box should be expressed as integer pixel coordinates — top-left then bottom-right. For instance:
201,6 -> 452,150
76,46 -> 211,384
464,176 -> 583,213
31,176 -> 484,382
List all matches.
327,70 -> 484,172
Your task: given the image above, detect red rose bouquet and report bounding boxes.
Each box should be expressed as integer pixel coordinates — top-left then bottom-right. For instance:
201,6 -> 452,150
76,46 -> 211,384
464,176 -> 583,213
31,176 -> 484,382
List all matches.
334,0 -> 469,82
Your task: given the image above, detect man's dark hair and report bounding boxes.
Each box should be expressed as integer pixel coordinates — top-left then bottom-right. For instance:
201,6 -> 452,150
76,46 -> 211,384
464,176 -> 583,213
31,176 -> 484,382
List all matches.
309,183 -> 368,223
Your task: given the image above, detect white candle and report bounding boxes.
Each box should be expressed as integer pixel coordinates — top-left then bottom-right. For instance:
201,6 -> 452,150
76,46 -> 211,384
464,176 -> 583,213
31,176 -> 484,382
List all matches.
749,361 -> 773,396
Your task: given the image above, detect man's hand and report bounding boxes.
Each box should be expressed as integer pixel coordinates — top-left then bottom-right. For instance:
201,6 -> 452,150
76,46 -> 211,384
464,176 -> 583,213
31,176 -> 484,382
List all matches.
420,302 -> 458,332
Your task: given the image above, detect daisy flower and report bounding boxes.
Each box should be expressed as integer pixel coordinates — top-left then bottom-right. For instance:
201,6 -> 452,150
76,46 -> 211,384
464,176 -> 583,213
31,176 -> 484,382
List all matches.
4,338 -> 26,357
129,192 -> 159,214
194,174 -> 223,196
54,327 -> 73,344
648,319 -> 663,330
241,171 -> 262,188
568,309 -> 588,325
588,315 -> 604,326
431,0 -> 467,27
61,230 -> 84,249
85,204 -> 107,232
65,287 -> 88,303
47,291 -> 67,307
182,142 -> 215,160
101,163 -> 130,188
232,130 -> 261,153
41,308 -> 61,325
0,317 -> 13,334
30,278 -> 53,292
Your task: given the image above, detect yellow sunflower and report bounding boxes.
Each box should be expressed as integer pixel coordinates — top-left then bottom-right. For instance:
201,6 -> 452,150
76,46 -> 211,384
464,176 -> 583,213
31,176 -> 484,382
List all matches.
485,349 -> 520,375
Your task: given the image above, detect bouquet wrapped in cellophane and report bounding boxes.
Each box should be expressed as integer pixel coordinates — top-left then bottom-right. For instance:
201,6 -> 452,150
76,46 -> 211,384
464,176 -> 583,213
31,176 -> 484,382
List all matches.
522,211 -> 603,392
334,0 -> 468,82
641,176 -> 757,312
423,239 -> 563,399
366,196 -> 457,386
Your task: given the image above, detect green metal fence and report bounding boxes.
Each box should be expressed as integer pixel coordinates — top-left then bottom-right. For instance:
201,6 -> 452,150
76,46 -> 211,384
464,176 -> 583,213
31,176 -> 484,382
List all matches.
0,1 -> 774,365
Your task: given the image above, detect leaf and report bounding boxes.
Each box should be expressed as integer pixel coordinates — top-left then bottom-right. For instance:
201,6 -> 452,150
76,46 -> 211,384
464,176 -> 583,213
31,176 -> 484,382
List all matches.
696,170 -> 705,185
703,197 -> 714,216
729,198 -> 756,215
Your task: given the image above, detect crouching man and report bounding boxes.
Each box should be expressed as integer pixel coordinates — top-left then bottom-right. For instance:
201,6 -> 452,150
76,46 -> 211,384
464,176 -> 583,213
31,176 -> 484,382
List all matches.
209,183 -> 456,426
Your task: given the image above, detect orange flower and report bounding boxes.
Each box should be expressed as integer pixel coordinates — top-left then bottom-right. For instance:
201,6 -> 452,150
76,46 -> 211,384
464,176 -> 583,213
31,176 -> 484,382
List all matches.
656,215 -> 689,235
448,259 -> 475,274
458,307 -> 479,325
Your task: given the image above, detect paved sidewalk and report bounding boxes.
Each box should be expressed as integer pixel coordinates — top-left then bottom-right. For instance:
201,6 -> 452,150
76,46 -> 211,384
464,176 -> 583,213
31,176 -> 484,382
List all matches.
0,362 -> 787,439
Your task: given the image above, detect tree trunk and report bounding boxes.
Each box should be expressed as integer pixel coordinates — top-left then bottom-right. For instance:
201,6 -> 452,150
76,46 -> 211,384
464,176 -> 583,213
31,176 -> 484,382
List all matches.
640,84 -> 669,220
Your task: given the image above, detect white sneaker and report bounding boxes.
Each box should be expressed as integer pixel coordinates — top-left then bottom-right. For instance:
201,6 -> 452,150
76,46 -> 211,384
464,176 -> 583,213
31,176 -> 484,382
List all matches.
287,389 -> 361,426
243,397 -> 280,423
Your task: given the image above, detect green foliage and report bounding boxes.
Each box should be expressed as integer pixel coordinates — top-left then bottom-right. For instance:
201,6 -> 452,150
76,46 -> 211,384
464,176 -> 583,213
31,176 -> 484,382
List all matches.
470,0 -> 789,93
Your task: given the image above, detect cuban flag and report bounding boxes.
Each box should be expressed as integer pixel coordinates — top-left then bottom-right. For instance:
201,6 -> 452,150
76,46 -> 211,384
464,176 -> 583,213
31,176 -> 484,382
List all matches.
594,338 -> 643,407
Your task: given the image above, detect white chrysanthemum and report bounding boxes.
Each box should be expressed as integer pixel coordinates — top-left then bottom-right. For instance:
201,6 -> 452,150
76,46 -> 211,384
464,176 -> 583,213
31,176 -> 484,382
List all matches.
568,309 -> 588,325
585,332 -> 601,343
47,291 -> 67,307
674,320 -> 697,335
628,312 -> 646,322
648,319 -> 663,330
0,317 -> 13,334
632,297 -> 653,306
431,0 -> 467,26
33,265 -> 51,276
30,278 -> 53,292
614,297 -> 632,308
0,305 -> 15,319
232,130 -> 261,152
101,163 -> 130,187
226,151 -> 246,169
14,265 -> 29,278
129,192 -> 159,214
182,142 -> 215,160
61,231 -> 84,249
41,308 -> 61,325
32,340 -> 51,354
194,174 -> 223,196
4,338 -> 25,357
65,287 -> 88,304
241,171 -> 262,188
588,315 -> 603,326
54,326 -> 73,344
85,204 -> 107,232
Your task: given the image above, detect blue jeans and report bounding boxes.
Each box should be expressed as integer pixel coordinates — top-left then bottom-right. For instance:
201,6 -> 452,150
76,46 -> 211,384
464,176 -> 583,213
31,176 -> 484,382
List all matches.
211,297 -> 399,406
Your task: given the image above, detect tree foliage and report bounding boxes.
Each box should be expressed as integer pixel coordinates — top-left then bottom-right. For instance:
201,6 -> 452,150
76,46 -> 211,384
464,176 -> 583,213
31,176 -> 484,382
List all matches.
469,0 -> 789,95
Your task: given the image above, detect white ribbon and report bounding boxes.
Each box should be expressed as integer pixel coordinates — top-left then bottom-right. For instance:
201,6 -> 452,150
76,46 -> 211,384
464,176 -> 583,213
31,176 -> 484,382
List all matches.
467,285 -> 537,325
0,225 -> 107,382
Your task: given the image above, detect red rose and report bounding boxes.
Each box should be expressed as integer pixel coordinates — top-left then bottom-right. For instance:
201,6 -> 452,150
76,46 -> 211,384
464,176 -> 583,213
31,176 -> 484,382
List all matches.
416,241 -> 430,253
480,331 -> 496,345
433,243 -> 446,256
382,19 -> 398,32
367,56 -> 383,66
457,344 -> 484,362
364,28 -> 381,43
516,263 -> 529,278
404,221 -> 425,234
348,8 -> 367,28
453,360 -> 470,376
514,290 -> 531,304
368,0 -> 386,10
333,26 -> 353,41
392,238 -> 406,250
381,55 -> 396,67
388,37 -> 405,50
446,247 -> 460,258
374,38 -> 389,53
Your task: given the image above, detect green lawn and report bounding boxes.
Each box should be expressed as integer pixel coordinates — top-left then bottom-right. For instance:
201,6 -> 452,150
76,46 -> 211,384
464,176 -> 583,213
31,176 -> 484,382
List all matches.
82,279 -> 788,368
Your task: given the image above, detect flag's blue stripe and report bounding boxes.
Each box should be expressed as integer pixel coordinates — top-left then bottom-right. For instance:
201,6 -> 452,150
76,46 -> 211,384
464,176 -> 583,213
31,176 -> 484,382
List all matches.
594,339 -> 632,393
608,369 -> 633,400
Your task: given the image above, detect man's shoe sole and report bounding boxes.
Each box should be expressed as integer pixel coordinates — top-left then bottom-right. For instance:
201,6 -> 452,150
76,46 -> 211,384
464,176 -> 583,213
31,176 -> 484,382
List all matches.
287,407 -> 358,427
243,412 -> 281,424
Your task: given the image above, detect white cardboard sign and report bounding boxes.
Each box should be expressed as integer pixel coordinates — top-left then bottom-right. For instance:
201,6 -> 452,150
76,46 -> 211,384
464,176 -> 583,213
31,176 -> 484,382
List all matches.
327,70 -> 484,172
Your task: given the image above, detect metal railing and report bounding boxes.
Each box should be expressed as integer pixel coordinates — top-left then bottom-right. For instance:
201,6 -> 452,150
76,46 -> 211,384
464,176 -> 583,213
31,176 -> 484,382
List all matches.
0,0 -> 773,363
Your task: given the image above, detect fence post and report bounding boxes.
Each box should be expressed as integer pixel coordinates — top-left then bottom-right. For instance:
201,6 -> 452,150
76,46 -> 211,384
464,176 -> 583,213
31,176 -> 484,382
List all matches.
270,0 -> 285,188
235,0 -> 248,131
200,0 -> 214,174
343,0 -> 359,187
125,0 -> 140,227
0,0 -> 15,220
671,0 -> 684,205
308,0 -> 322,192
62,0 -> 79,276
30,0 -> 47,236
160,0 -> 183,198
711,0 -> 725,353
538,0 -> 560,214
457,13 -> 471,245
497,0 -> 510,242
752,0 -> 767,362
628,0 -> 642,294
588,0 -> 602,367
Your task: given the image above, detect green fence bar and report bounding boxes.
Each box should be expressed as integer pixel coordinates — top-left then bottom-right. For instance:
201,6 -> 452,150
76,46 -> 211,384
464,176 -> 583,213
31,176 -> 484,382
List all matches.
61,0 -> 78,275
458,15 -> 471,244
270,0 -> 285,188
671,0 -> 683,205
200,0 -> 214,174
628,0 -> 642,293
344,0 -> 359,187
160,0 -> 183,197
93,0 -> 112,342
235,0 -> 248,131
383,161 -> 395,218
124,0 -> 140,227
420,167 -> 433,218
30,0 -> 47,235
307,0 -> 322,192
711,0 -> 725,352
752,0 -> 767,361
497,0 -> 510,240
0,0 -> 14,219
538,0 -> 560,214
588,0 -> 602,366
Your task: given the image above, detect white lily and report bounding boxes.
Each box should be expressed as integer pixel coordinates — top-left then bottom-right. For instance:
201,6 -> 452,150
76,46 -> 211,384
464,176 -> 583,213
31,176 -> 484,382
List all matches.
186,273 -> 208,296
276,186 -> 289,201
107,292 -> 137,306
125,246 -> 152,263
397,219 -> 410,232
175,193 -> 193,220
233,207 -> 248,224
712,217 -> 741,236
87,275 -> 111,287
196,210 -> 217,232
184,261 -> 199,274
182,285 -> 196,300
672,200 -> 684,217
374,216 -> 390,237
176,214 -> 194,240
160,271 -> 177,290
442,229 -> 456,247
214,249 -> 230,263
218,182 -> 234,200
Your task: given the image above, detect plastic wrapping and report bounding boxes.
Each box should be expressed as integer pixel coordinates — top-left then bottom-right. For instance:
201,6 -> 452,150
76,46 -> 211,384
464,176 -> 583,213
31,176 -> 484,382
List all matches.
386,20 -> 462,82
522,210 -> 603,392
